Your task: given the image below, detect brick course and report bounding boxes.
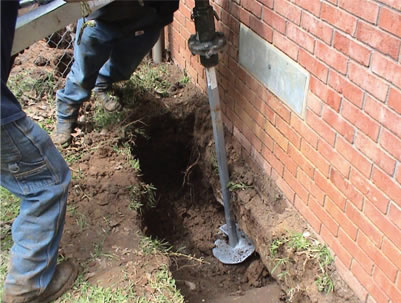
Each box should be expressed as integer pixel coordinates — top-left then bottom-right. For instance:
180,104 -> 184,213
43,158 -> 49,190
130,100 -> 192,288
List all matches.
167,0 -> 401,301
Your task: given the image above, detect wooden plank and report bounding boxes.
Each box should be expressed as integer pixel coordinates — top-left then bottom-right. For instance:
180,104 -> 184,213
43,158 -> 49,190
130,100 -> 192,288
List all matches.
12,0 -> 113,55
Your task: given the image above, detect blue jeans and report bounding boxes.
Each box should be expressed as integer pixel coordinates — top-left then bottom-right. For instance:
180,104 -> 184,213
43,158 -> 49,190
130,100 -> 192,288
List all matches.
56,18 -> 162,122
1,116 -> 71,298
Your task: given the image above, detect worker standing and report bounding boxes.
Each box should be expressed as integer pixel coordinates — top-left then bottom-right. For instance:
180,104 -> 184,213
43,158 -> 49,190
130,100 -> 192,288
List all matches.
1,1 -> 77,302
54,0 -> 180,147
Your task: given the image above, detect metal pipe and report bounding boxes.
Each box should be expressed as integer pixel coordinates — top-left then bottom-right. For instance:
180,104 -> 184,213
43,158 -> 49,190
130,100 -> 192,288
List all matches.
206,67 -> 239,247
152,29 -> 164,64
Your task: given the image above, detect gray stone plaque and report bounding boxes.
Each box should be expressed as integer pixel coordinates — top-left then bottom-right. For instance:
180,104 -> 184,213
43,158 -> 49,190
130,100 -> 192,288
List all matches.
239,24 -> 309,117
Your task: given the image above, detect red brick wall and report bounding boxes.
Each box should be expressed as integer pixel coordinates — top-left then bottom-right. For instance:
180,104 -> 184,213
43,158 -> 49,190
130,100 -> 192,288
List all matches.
165,1 -> 401,302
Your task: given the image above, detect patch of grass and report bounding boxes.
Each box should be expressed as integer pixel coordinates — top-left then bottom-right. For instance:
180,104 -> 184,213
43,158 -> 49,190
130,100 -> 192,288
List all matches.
0,187 -> 20,223
93,106 -> 124,130
271,257 -> 289,274
178,72 -> 190,86
131,60 -> 171,97
56,272 -> 136,303
0,188 -> 20,298
147,265 -> 185,303
129,182 -> 157,213
75,213 -> 88,232
38,116 -> 55,134
316,273 -> 334,293
139,236 -> 171,255
269,238 -> 286,257
270,231 -> 335,294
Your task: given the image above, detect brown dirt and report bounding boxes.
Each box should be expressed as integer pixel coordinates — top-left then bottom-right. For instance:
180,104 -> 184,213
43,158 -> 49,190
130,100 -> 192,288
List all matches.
9,36 -> 360,303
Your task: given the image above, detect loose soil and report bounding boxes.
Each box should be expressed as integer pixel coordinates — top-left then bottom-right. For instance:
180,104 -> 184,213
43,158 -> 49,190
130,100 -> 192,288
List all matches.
8,35 -> 360,303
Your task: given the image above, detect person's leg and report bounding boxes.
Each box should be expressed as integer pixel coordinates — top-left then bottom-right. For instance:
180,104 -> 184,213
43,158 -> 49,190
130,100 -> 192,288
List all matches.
54,18 -> 115,146
94,26 -> 162,110
1,117 -> 76,303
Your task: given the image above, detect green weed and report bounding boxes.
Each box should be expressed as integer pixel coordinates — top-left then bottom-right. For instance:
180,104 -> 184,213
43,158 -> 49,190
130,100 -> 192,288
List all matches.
139,236 -> 171,255
227,181 -> 253,192
93,106 -> 124,130
316,273 -> 334,293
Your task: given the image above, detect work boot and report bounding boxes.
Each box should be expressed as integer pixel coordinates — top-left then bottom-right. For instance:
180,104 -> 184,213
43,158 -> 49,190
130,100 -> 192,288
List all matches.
94,90 -> 123,112
2,260 -> 78,303
52,120 -> 76,148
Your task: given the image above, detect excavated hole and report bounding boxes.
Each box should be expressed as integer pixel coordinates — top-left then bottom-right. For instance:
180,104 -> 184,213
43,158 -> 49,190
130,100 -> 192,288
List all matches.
133,109 -> 281,302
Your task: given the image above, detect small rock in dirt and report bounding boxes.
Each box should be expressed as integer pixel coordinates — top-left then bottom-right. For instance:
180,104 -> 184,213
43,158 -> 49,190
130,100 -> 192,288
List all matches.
184,280 -> 197,291
34,56 -> 49,66
13,58 -> 22,66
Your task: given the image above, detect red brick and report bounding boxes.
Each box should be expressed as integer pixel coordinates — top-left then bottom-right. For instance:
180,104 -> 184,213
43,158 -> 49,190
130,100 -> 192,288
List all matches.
310,198 -> 339,236
288,144 -> 314,177
365,95 -> 401,139
258,0 -> 274,9
261,146 -> 284,176
234,126 -> 253,154
338,229 -> 373,273
287,22 -> 315,54
301,140 -> 330,177
290,114 -> 319,148
316,172 -> 346,210
294,0 -> 321,17
309,77 -> 342,111
243,0 -> 262,17
352,261 -> 390,303
306,91 -> 323,116
297,168 -> 325,203
358,232 -> 398,282
348,62 -> 389,102
372,167 -> 401,208
294,196 -> 321,232
355,133 -> 396,175
388,88 -> 401,115
350,168 -> 390,213
274,145 -> 298,176
379,7 -> 401,39
333,31 -> 371,67
397,166 -> 401,185
346,202 -> 383,246
306,110 -> 336,146
320,225 -> 351,266
328,71 -> 364,108
330,168 -> 364,209
356,21 -> 401,60
320,140 -> 351,177
275,174 -> 295,203
341,100 -> 380,141
322,106 -> 354,143
284,167 -> 309,201
274,0 -> 302,25
337,137 -> 372,178
265,91 -> 291,123
321,2 -> 357,35
382,237 -> 401,270
371,52 -> 401,91
338,0 -> 379,24
301,12 -> 333,45
276,116 -> 301,149
245,74 -> 264,97
378,0 -> 401,10
263,8 -> 286,34
315,41 -> 348,75
265,121 -> 289,151
249,15 -> 274,42
299,52 -> 328,83
273,32 -> 299,60
365,199 -> 401,249
380,128 -> 401,161
327,198 -> 358,240
389,202 -> 401,230
373,267 -> 401,302
250,143 -> 272,176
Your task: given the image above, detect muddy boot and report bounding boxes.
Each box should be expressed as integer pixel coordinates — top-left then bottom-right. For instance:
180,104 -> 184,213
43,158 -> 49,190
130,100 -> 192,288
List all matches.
52,120 -> 76,148
2,260 -> 78,303
94,90 -> 123,112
